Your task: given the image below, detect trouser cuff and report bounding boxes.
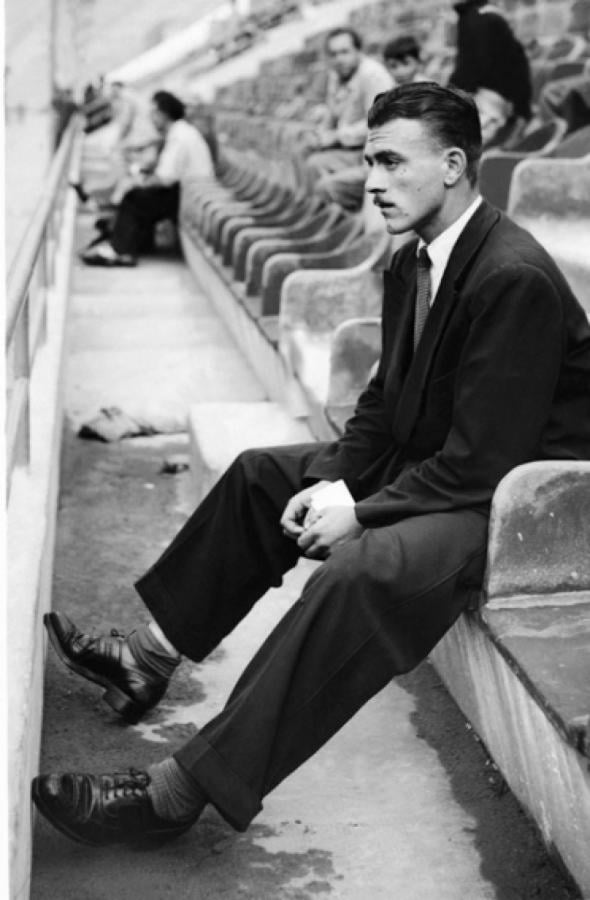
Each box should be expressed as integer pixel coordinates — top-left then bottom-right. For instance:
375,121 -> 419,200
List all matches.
174,732 -> 262,831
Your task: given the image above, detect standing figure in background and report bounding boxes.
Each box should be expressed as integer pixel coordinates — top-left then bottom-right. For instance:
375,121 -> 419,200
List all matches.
449,0 -> 532,148
305,27 -> 392,211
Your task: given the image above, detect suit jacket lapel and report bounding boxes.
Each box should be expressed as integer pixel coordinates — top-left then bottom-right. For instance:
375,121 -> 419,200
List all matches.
382,267 -> 415,404
392,201 -> 501,445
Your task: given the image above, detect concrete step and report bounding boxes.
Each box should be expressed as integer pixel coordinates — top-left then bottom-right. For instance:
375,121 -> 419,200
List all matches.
188,400 -> 313,505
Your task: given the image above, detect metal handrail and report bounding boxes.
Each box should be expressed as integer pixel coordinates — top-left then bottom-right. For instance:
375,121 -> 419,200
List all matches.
6,115 -> 79,346
5,113 -> 81,494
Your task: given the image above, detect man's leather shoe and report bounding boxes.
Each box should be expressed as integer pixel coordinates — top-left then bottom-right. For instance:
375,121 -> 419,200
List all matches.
44,612 -> 168,722
32,769 -> 195,846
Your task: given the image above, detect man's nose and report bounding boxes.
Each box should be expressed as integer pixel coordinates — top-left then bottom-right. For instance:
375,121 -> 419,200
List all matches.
365,166 -> 385,194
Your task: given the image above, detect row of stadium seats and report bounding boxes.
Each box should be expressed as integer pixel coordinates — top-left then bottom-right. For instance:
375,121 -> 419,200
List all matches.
180,113 -> 390,438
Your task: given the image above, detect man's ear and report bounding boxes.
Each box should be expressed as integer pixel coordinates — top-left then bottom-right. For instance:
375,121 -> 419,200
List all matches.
442,147 -> 468,186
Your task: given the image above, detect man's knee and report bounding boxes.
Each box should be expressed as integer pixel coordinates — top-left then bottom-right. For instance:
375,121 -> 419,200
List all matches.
310,536 -> 404,606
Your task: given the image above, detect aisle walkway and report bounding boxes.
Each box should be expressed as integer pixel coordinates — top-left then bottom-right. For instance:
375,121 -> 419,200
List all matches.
31,218 -> 579,899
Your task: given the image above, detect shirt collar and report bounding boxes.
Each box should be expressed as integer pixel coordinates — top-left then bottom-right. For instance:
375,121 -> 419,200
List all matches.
417,195 -> 482,303
417,195 -> 482,265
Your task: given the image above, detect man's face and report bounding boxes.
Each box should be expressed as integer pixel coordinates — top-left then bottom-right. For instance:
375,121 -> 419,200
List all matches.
385,55 -> 419,85
150,102 -> 167,134
326,33 -> 361,81
364,118 -> 450,237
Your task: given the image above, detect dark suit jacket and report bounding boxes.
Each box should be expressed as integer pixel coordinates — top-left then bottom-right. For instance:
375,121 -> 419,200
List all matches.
304,200 -> 590,527
449,4 -> 532,120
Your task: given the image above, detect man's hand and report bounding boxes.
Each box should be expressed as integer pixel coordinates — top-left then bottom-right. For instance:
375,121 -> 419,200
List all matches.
297,506 -> 364,560
280,481 -> 332,539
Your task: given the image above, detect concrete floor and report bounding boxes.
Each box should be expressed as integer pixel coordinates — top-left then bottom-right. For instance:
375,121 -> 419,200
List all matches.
30,222 -> 581,899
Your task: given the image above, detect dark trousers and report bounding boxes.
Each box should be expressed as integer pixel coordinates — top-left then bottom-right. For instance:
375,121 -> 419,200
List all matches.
111,184 -> 180,256
135,444 -> 489,830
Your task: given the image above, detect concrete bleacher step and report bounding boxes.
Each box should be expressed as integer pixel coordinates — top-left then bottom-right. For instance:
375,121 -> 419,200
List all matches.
181,227 -> 303,412
188,401 -> 313,505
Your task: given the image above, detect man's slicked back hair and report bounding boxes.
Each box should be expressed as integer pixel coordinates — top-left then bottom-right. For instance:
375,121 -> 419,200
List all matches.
152,90 -> 185,121
325,27 -> 363,51
368,82 -> 482,185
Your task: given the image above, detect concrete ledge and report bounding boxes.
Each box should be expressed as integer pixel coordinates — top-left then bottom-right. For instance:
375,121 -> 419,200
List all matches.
188,401 -> 313,504
8,136 -> 82,900
431,607 -> 590,896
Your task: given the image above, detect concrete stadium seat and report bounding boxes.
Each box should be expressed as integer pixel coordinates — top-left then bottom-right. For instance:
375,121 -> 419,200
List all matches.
260,230 -> 377,318
215,188 -> 308,255
229,197 -> 327,275
507,156 -> 590,315
208,184 -> 295,249
550,123 -> 590,157
278,230 -> 391,436
245,206 -> 356,298
324,316 -> 382,434
479,119 -> 568,210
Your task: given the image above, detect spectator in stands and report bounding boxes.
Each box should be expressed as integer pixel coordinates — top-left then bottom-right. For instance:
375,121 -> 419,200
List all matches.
449,0 -> 532,148
81,90 -> 214,266
305,27 -> 392,211
383,35 -> 428,86
34,83 -> 590,848
73,81 -> 161,210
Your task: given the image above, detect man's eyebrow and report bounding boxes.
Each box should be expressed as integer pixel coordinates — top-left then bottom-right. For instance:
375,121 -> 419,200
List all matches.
364,149 -> 405,164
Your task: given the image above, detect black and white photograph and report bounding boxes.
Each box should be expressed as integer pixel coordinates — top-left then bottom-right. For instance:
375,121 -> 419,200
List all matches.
4,0 -> 590,897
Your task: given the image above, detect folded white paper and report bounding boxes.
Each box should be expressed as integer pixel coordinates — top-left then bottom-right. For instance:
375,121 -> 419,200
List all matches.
309,479 -> 355,511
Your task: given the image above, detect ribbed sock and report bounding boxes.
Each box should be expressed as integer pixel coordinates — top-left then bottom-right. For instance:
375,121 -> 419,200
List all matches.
127,624 -> 180,680
147,757 -> 208,823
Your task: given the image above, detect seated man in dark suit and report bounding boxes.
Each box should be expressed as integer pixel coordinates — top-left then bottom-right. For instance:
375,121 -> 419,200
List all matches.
34,83 -> 590,846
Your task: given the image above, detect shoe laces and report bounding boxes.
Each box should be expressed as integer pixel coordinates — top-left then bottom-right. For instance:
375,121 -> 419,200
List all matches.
105,768 -> 151,798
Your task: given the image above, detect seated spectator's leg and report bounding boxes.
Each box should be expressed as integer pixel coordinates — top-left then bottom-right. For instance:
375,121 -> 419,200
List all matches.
41,443 -> 321,723
316,165 -> 367,212
111,184 -> 180,258
170,507 -> 489,829
136,443 -> 321,660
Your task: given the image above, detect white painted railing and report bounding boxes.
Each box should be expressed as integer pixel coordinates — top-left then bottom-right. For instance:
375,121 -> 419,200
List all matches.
5,115 -> 81,497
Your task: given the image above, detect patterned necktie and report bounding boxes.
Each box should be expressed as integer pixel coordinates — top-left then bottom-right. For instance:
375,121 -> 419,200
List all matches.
413,246 -> 432,351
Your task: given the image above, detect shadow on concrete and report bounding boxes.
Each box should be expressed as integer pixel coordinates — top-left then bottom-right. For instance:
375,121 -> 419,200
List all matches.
397,664 -> 582,900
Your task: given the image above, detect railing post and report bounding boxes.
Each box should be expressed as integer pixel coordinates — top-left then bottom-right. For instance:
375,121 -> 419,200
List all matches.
6,298 -> 31,484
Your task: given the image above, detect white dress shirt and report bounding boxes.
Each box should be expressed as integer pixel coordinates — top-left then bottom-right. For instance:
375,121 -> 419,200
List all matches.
155,119 -> 214,187
418,196 -> 483,305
